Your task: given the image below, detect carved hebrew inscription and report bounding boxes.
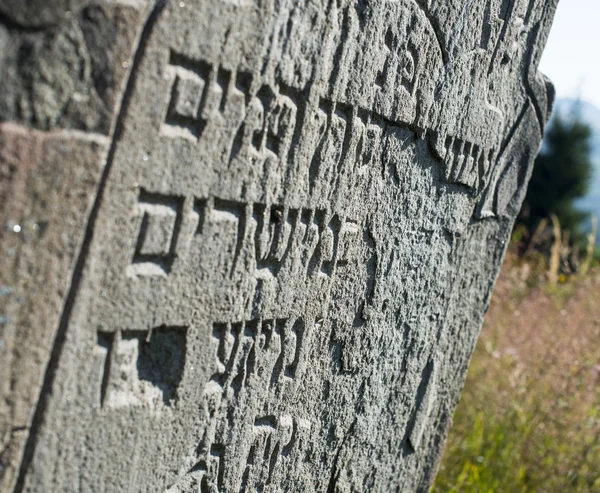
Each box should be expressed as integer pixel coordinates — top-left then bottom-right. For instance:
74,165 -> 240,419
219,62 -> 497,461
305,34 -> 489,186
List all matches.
162,52 -> 232,140
406,359 -> 438,453
199,198 -> 360,281
168,413 -> 310,493
249,204 -> 358,279
125,187 -> 361,283
205,317 -> 306,396
161,49 -> 497,198
162,49 -> 303,168
168,317 -> 312,491
128,190 -> 185,276
5,0 -> 556,490
95,325 -> 187,409
229,83 -> 301,167
240,413 -> 310,491
374,22 -> 419,109
430,132 -> 497,190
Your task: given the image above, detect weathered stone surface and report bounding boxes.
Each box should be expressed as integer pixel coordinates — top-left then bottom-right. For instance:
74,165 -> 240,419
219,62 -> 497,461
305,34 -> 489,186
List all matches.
0,0 -> 557,491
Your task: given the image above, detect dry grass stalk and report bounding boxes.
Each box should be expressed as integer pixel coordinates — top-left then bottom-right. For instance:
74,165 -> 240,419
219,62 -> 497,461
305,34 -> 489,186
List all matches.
549,214 -> 561,285
524,218 -> 548,257
580,215 -> 597,276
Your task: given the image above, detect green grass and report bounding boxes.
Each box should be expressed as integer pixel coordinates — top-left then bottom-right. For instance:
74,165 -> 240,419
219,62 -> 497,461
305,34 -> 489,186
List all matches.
433,255 -> 600,492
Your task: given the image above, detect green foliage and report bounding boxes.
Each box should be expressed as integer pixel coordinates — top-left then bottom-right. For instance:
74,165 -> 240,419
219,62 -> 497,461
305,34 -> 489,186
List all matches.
522,113 -> 593,238
434,346 -> 599,492
435,408 -> 534,492
433,256 -> 600,492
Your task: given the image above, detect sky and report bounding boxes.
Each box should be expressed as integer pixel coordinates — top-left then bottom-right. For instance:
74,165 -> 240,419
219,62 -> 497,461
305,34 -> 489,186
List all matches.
539,0 -> 600,109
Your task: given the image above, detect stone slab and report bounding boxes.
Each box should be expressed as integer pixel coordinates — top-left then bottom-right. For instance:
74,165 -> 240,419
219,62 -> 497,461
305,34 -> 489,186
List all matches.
0,0 -> 557,491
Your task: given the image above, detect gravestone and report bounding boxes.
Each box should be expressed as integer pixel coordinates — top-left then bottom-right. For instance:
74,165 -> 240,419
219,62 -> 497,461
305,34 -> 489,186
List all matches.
0,0 -> 557,491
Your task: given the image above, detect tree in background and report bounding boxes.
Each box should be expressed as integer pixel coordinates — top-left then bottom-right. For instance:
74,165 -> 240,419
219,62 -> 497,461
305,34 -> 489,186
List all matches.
521,112 -> 593,238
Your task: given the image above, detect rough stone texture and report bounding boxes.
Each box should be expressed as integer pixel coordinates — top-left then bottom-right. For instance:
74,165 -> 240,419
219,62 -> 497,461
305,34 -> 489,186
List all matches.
0,0 -> 557,491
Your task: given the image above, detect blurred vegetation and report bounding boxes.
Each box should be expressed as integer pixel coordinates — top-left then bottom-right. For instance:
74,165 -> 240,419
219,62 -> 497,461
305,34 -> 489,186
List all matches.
433,107 -> 599,492
433,251 -> 600,492
520,112 -> 593,242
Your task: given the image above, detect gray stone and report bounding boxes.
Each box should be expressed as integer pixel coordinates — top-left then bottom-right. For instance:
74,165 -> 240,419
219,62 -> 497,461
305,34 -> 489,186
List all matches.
0,0 -> 557,491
